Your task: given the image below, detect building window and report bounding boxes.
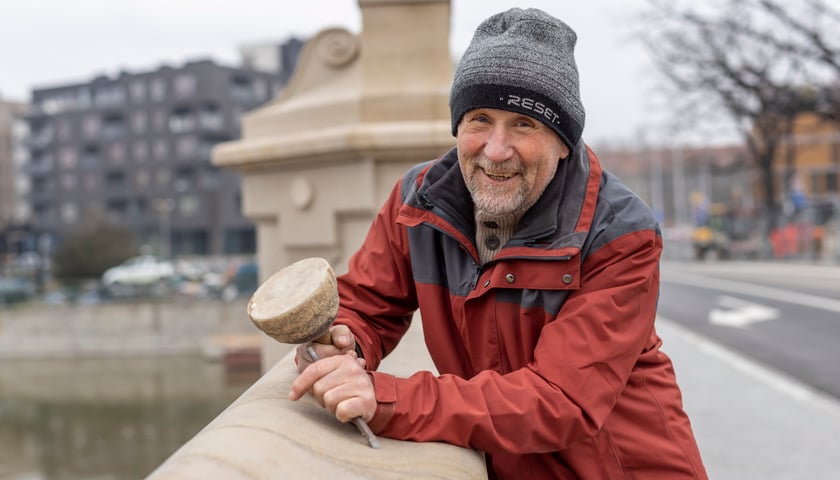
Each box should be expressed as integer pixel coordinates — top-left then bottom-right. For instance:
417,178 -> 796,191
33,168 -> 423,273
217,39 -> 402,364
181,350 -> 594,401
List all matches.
136,170 -> 150,188
130,80 -> 146,103
153,109 -> 167,131
174,73 -> 197,98
172,229 -> 208,255
29,124 -> 54,149
253,79 -> 268,102
106,199 -> 128,222
197,141 -> 213,160
177,195 -> 200,217
76,88 -> 92,110
156,168 -> 170,186
105,170 -> 127,188
230,77 -> 253,104
40,94 -> 76,114
59,148 -> 78,169
29,153 -> 53,175
225,227 -> 256,254
827,172 -> 838,192
127,198 -> 147,218
176,136 -> 197,159
173,166 -> 195,191
132,111 -> 147,133
80,147 -> 101,169
150,78 -> 167,102
108,144 -> 126,165
133,141 -> 148,162
231,106 -> 243,126
31,177 -> 50,194
82,115 -> 101,138
168,108 -> 195,133
153,139 -> 169,161
32,203 -> 54,225
94,86 -> 125,108
84,173 -> 97,191
57,120 -> 73,142
61,173 -> 77,191
61,203 -> 79,224
198,104 -> 224,130
201,166 -> 220,189
101,115 -> 125,139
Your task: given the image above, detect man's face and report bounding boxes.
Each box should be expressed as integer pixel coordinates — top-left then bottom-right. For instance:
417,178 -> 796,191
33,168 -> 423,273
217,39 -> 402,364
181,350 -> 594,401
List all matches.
456,108 -> 570,216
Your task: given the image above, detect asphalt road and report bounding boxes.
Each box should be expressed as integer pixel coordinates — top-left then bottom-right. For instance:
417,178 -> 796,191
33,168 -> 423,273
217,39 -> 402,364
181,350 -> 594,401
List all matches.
659,260 -> 840,399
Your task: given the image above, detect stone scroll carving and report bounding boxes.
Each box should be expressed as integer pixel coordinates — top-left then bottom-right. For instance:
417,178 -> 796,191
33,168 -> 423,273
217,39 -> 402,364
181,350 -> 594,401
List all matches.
315,28 -> 360,68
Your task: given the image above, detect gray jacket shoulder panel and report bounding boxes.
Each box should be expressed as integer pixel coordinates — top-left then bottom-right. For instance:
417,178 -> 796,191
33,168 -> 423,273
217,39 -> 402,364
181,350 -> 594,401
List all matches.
583,171 -> 661,258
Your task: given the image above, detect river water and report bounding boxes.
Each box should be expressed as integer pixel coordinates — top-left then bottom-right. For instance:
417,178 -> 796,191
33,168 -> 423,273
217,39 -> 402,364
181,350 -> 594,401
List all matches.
0,356 -> 259,480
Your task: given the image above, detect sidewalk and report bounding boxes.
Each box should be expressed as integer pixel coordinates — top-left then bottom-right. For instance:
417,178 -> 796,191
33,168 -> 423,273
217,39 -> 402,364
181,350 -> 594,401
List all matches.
657,317 -> 840,479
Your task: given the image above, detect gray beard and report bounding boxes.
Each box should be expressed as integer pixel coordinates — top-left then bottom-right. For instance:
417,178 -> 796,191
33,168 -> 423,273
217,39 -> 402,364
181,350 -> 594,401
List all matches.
465,171 -> 546,217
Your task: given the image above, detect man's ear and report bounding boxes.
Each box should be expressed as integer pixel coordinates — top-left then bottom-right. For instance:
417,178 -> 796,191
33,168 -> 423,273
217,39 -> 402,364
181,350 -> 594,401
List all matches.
559,142 -> 571,160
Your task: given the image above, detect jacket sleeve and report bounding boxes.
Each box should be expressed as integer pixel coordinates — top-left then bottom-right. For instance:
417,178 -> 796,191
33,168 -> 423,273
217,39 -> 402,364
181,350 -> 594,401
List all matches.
366,228 -> 664,454
333,178 -> 418,371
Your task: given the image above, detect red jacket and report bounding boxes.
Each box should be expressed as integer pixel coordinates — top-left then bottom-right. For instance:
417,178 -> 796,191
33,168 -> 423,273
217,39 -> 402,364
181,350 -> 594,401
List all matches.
335,145 -> 707,479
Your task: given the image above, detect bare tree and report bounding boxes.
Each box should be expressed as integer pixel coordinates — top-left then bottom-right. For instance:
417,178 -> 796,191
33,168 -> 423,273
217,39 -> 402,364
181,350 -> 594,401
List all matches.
640,0 -> 840,231
52,216 -> 138,288
740,0 -> 840,119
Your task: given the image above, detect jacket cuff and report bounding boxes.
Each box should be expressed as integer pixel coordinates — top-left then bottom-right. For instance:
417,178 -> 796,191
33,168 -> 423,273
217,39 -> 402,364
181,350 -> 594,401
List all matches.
367,371 -> 397,433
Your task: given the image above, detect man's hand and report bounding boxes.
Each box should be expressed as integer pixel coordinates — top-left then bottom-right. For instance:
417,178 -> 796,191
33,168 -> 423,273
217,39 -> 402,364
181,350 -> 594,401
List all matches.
294,324 -> 365,373
288,352 -> 377,424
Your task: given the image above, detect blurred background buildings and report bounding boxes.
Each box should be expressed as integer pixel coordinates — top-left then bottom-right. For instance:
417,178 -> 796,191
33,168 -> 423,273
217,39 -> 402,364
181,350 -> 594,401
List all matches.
0,39 -> 304,287
0,100 -> 29,247
23,60 -> 278,257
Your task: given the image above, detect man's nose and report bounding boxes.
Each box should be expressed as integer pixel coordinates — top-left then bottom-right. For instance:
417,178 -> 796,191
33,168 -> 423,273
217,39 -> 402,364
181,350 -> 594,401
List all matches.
483,126 -> 513,162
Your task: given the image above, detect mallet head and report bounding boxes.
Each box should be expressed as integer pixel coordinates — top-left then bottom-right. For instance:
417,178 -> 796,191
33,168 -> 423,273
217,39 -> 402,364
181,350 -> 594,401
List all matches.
247,257 -> 339,345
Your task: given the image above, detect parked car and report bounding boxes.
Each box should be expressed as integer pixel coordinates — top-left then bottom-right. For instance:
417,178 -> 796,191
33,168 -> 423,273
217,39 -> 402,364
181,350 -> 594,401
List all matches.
220,262 -> 259,301
101,255 -> 175,296
0,276 -> 35,305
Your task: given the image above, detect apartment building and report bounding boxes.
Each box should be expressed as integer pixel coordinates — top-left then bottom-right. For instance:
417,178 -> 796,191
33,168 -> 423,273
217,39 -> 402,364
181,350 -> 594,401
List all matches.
0,98 -> 29,255
22,59 -> 286,257
776,112 -> 840,214
0,99 -> 29,226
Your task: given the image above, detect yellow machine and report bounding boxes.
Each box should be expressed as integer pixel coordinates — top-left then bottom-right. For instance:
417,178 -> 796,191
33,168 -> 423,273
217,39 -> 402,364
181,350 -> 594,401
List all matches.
691,203 -> 730,260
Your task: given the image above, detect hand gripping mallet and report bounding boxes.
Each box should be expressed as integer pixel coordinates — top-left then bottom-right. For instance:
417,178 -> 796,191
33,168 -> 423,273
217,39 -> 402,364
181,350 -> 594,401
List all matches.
246,257 -> 381,449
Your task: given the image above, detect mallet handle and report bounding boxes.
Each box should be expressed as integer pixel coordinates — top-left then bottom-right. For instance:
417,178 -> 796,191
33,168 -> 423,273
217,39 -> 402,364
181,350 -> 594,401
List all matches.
306,345 -> 382,449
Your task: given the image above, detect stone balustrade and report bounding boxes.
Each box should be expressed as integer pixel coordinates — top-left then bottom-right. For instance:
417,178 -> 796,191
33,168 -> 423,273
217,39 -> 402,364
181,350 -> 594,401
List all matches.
147,320 -> 488,479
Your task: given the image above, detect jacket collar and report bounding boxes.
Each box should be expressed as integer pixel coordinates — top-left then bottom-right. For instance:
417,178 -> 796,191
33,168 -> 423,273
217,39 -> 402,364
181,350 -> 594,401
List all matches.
402,141 -> 602,254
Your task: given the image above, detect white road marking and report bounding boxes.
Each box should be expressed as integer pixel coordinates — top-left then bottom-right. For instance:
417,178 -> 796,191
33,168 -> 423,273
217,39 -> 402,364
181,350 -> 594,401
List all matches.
708,295 -> 780,328
663,271 -> 840,314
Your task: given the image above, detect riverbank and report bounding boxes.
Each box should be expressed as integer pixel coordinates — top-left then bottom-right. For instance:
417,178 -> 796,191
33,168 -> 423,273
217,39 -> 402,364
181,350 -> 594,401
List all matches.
0,298 -> 257,359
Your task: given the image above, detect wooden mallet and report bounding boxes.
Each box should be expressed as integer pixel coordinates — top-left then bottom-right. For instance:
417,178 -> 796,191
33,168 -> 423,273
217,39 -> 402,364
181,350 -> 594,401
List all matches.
247,257 -> 381,449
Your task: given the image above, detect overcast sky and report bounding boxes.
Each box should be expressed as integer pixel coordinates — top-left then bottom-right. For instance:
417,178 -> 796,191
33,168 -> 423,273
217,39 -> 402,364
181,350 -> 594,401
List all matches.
0,0 -> 667,145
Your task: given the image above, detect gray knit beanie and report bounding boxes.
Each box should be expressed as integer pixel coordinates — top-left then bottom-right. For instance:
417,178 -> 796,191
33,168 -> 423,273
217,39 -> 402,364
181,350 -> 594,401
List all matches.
450,8 -> 585,149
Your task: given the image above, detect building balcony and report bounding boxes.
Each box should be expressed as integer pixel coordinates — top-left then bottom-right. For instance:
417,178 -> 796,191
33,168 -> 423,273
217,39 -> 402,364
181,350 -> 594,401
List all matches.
26,188 -> 56,203
25,132 -> 54,151
197,113 -> 226,131
23,160 -> 54,176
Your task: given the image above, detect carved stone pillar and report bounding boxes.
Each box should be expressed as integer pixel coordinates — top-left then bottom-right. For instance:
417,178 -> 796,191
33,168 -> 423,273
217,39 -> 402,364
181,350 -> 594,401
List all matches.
213,0 -> 454,368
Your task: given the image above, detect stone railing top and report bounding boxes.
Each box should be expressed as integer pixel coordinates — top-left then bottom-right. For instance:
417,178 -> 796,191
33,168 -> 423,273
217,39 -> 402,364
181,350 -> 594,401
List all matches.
147,320 -> 488,479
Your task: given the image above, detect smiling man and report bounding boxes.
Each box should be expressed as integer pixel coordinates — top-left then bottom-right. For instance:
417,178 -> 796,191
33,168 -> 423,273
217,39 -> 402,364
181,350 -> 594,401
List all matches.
288,8 -> 707,479
458,107 -> 567,215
